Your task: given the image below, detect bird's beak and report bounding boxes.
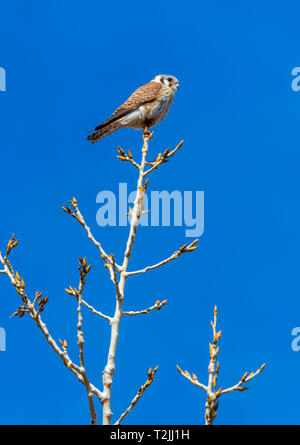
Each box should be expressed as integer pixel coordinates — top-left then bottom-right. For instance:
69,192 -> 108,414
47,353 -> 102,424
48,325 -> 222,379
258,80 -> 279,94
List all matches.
176,83 -> 180,90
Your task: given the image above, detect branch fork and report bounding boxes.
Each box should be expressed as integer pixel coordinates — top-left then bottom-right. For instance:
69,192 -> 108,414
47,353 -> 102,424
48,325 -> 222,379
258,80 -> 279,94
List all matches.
177,306 -> 265,425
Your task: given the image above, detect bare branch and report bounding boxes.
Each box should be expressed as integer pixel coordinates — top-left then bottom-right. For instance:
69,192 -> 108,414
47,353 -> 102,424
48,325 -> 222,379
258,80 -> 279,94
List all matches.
221,363 -> 266,395
62,197 -> 122,273
176,365 -> 207,391
101,132 -> 190,424
177,306 -> 266,425
66,281 -> 112,323
114,366 -> 159,425
124,239 -> 199,277
117,146 -> 140,170
143,140 -> 183,177
123,299 -> 167,316
74,256 -> 98,425
101,128 -> 153,425
81,298 -> 111,322
105,254 -> 122,301
0,245 -> 105,409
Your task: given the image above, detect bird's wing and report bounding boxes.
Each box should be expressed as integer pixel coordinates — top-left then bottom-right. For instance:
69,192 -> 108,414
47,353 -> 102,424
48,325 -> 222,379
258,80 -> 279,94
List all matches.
93,81 -> 163,131
115,81 -> 163,114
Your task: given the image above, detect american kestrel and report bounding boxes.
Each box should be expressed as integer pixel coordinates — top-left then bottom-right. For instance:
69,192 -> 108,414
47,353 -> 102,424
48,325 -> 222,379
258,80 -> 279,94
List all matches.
87,74 -> 179,143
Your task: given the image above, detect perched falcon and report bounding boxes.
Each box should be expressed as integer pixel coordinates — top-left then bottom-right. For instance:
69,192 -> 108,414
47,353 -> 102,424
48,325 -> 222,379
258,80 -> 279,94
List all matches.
87,74 -> 179,143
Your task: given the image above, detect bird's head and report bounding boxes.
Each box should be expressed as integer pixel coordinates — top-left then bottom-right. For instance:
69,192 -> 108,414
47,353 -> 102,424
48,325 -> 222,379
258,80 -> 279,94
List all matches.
153,74 -> 179,92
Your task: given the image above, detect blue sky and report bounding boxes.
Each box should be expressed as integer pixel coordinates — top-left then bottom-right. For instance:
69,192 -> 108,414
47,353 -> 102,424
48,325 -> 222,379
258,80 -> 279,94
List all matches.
0,0 -> 300,425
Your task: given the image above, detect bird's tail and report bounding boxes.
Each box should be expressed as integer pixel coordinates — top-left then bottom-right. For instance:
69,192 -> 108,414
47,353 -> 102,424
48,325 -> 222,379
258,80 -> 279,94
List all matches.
87,121 -> 122,144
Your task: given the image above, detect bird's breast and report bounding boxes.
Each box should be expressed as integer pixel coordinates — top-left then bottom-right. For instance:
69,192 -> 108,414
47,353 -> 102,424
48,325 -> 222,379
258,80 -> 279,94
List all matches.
144,91 -> 174,124
121,88 -> 174,129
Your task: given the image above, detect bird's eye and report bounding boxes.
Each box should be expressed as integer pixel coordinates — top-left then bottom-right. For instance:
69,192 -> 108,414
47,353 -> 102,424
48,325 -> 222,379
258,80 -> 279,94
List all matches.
168,78 -> 172,83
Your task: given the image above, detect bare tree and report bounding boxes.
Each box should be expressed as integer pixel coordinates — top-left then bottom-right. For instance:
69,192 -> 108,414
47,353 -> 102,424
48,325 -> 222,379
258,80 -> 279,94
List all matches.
0,128 -> 199,425
177,305 -> 265,425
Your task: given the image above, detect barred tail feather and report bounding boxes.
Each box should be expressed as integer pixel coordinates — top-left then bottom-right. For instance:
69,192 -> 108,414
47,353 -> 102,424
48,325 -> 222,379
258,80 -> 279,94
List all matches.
87,121 -> 122,143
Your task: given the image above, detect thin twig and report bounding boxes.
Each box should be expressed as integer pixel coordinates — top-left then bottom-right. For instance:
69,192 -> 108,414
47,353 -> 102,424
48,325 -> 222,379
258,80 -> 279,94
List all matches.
116,146 -> 140,170
114,366 -> 159,425
81,299 -> 112,322
221,364 -> 266,395
75,257 -> 98,425
123,299 -> 167,316
62,198 -> 122,273
143,140 -> 184,177
124,239 -> 199,277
